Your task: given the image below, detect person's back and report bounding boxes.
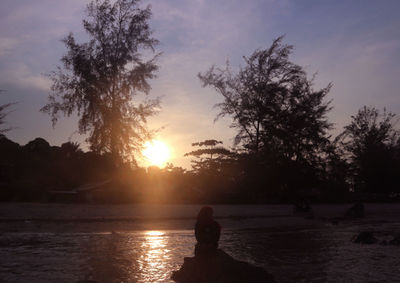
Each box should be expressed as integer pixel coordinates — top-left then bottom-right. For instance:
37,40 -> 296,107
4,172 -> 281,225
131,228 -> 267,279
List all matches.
172,206 -> 276,282
194,206 -> 221,257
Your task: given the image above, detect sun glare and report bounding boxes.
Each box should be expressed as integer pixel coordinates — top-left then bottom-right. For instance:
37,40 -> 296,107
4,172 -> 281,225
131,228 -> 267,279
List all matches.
142,140 -> 170,167
146,231 -> 165,236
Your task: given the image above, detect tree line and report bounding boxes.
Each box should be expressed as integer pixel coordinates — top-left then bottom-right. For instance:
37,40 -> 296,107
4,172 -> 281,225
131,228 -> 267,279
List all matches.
0,0 -> 399,203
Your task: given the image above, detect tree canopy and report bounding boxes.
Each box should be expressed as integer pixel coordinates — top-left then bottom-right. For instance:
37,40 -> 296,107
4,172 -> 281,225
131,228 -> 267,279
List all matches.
41,0 -> 160,165
338,106 -> 399,158
337,106 -> 400,193
199,36 -> 332,166
0,101 -> 16,137
185,139 -> 231,173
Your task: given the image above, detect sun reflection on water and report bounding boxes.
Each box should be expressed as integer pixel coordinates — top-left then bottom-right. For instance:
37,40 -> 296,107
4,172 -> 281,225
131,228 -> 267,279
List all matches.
146,231 -> 165,237
138,231 -> 171,282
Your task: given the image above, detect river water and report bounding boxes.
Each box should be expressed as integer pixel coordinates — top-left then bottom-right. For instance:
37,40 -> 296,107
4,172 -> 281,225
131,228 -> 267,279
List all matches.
0,203 -> 399,282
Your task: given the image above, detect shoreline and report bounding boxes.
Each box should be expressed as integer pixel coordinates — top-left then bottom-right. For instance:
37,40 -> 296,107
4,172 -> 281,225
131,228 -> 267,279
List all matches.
1,202 -> 399,233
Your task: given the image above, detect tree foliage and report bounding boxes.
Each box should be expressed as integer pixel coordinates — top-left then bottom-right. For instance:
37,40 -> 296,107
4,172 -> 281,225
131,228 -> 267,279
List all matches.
338,106 -> 399,158
185,139 -> 231,173
0,102 -> 16,137
41,0 -> 160,164
198,36 -> 332,166
337,106 -> 400,192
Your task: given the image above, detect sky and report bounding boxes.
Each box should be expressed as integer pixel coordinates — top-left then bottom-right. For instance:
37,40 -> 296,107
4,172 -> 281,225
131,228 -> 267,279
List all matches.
0,0 -> 399,169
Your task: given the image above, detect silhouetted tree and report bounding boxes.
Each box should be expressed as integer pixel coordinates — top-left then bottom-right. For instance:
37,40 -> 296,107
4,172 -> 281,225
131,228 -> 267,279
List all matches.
41,0 -> 160,165
198,36 -> 332,166
164,162 -> 186,175
199,37 -> 333,197
0,136 -> 20,190
318,141 -> 350,198
61,141 -> 83,158
337,106 -> 400,193
184,140 -> 239,202
185,139 -> 231,173
0,101 -> 16,137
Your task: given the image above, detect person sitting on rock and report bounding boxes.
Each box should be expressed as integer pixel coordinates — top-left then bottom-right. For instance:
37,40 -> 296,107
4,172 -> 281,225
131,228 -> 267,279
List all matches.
194,206 -> 221,257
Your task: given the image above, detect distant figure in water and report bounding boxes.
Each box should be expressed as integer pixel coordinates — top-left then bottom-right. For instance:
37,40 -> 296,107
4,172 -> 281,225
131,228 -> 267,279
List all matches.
194,206 -> 221,257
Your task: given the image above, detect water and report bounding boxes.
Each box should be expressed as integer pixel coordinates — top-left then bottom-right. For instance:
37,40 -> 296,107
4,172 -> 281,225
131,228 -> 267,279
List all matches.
0,204 -> 399,282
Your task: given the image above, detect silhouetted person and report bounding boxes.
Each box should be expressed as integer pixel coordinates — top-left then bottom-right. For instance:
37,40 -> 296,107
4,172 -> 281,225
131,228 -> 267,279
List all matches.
194,206 -> 221,257
172,206 -> 276,282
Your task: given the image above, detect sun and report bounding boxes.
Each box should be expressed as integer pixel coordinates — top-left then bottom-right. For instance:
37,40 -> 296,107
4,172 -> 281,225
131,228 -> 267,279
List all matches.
142,140 -> 170,167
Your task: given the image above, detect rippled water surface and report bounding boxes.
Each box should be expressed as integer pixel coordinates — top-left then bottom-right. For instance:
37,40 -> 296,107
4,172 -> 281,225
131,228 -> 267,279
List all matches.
0,203 -> 400,282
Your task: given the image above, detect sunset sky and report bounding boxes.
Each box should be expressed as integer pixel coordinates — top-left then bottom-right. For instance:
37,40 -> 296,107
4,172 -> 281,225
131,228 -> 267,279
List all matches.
0,0 -> 399,168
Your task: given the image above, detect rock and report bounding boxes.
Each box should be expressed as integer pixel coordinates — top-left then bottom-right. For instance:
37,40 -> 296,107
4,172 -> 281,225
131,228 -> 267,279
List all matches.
389,235 -> 400,246
352,231 -> 377,244
345,202 -> 364,218
171,249 -> 276,283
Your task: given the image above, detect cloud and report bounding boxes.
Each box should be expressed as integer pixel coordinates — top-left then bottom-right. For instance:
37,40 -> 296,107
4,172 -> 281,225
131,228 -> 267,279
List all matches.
0,63 -> 51,92
1,0 -> 400,168
0,37 -> 20,57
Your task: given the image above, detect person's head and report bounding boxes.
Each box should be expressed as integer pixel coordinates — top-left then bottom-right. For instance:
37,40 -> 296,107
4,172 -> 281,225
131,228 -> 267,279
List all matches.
197,206 -> 213,222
